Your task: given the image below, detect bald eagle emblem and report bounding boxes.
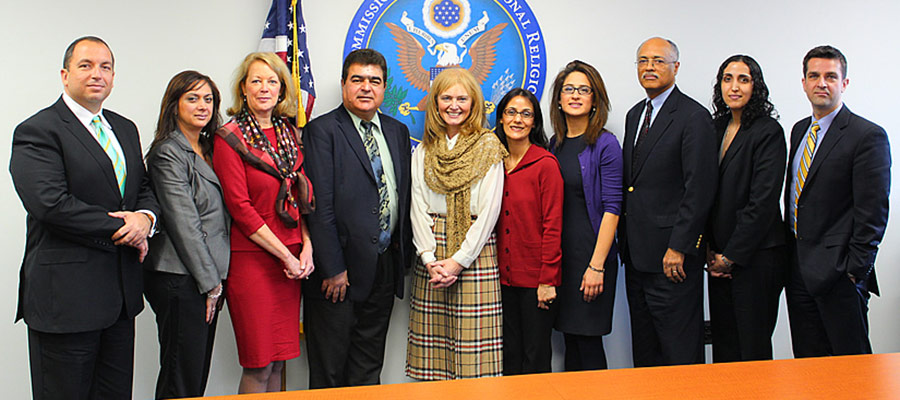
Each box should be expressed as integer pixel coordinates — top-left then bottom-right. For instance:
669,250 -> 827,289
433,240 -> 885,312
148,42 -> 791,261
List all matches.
385,3 -> 506,114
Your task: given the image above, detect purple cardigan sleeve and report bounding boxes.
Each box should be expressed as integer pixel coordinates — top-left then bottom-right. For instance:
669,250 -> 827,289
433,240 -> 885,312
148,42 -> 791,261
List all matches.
576,131 -> 623,234
597,133 -> 623,215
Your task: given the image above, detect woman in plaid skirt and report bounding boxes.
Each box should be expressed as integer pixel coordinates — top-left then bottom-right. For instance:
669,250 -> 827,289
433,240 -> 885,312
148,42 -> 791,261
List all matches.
407,68 -> 508,380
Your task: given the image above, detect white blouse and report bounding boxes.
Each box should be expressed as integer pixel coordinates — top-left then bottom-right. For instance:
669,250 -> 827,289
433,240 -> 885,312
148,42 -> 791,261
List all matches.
411,134 -> 504,268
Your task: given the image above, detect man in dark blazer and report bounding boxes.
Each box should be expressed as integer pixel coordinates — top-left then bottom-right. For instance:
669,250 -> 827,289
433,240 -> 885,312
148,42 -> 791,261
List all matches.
9,36 -> 159,400
302,48 -> 412,388
620,37 -> 717,367
785,45 -> 890,357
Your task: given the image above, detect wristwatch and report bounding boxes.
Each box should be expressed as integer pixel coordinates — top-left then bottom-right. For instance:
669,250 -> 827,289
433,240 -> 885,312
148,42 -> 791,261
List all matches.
721,255 -> 734,268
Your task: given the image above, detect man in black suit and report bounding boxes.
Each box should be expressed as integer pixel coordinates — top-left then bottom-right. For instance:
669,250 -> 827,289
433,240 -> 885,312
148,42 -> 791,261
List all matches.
620,37 -> 717,367
785,45 -> 890,357
10,36 -> 159,400
302,48 -> 412,388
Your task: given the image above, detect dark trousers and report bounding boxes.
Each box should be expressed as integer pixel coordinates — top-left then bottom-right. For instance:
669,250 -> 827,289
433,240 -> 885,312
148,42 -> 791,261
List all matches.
144,270 -> 219,399
28,313 -> 135,400
708,246 -> 785,362
501,285 -> 555,375
786,250 -> 871,357
304,248 -> 397,389
625,259 -> 704,367
563,333 -> 607,371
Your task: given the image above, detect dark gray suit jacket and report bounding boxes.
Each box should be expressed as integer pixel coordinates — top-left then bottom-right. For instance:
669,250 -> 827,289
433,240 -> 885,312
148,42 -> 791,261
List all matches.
707,116 -> 786,266
786,105 -> 890,296
10,97 -> 160,333
145,131 -> 230,294
303,106 -> 412,301
620,86 -> 718,272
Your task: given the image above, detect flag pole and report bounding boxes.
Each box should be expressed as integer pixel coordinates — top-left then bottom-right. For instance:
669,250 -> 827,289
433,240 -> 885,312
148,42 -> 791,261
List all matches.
292,0 -> 306,127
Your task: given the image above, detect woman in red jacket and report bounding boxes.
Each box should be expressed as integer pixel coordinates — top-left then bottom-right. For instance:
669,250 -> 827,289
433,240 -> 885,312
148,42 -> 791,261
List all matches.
494,88 -> 564,374
213,53 -> 314,393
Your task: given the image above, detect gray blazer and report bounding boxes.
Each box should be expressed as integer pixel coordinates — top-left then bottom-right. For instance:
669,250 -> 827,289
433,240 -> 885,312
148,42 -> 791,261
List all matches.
145,131 -> 230,293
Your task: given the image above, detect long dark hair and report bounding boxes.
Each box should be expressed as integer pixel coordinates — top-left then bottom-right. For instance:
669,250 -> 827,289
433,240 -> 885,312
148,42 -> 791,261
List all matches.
150,70 -> 222,158
494,88 -> 547,149
712,55 -> 777,129
548,60 -> 611,146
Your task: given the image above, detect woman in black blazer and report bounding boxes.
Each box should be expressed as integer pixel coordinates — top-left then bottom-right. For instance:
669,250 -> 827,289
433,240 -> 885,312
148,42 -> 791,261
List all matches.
706,55 -> 787,362
144,70 -> 230,399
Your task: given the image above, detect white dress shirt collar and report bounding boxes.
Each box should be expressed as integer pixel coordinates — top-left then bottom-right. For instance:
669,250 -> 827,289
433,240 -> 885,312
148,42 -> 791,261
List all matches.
62,92 -> 111,132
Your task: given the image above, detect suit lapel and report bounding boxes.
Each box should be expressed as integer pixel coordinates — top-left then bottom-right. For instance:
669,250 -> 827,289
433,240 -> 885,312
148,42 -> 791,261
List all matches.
383,119 -> 405,187
337,108 -> 376,182
719,124 -> 748,173
622,101 -> 642,185
785,118 -> 809,211
193,153 -> 221,188
172,131 -> 221,189
804,106 -> 850,186
631,88 -> 679,179
788,117 -> 810,168
55,100 -> 121,198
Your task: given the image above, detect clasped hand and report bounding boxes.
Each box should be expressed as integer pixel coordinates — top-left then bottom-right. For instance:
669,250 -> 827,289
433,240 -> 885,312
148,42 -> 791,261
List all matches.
427,258 -> 463,288
283,243 -> 314,281
705,250 -> 733,279
109,211 -> 151,262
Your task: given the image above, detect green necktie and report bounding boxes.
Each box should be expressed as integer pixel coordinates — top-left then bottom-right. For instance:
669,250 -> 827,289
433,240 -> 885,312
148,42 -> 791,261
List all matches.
91,116 -> 126,196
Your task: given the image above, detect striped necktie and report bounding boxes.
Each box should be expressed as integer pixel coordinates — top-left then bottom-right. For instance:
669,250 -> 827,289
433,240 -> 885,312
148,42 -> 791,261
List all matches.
632,100 -> 653,177
91,116 -> 126,196
360,120 -> 391,252
793,122 -> 820,234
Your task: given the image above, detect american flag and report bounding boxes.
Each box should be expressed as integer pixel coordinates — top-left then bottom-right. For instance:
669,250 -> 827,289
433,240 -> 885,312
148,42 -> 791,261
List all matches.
259,0 -> 316,127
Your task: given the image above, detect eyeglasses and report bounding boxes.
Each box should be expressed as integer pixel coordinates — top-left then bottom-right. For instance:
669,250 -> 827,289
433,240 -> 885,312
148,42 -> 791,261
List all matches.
561,85 -> 592,96
503,108 -> 534,119
636,58 -> 674,68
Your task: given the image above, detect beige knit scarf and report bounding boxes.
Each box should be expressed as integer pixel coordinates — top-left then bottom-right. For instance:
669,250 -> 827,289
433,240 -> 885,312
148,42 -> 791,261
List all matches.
424,128 -> 508,255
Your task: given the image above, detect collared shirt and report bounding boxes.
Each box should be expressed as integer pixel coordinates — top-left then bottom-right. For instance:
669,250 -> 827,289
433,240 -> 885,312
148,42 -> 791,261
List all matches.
62,92 -> 157,235
345,106 -> 399,235
788,103 -> 843,233
62,92 -> 127,173
633,84 -> 676,146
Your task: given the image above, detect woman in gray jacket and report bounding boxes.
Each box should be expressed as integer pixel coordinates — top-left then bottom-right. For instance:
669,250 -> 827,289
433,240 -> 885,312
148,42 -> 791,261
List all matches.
144,70 -> 230,399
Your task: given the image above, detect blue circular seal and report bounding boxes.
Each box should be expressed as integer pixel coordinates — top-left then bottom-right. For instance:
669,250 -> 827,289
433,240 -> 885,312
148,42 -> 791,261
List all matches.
343,0 -> 548,146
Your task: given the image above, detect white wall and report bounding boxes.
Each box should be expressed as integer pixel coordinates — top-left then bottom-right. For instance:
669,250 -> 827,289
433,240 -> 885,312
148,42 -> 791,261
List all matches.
1,0 -> 898,397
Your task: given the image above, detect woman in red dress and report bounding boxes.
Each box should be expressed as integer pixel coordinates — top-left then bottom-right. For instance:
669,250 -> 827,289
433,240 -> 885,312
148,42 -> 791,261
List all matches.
213,52 -> 314,394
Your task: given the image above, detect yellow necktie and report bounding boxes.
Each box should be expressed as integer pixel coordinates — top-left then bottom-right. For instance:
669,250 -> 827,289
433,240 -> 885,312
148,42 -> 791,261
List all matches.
91,116 -> 126,196
793,122 -> 820,233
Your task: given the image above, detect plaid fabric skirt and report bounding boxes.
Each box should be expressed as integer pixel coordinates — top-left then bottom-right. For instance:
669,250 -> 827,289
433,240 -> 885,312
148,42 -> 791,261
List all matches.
407,214 -> 503,380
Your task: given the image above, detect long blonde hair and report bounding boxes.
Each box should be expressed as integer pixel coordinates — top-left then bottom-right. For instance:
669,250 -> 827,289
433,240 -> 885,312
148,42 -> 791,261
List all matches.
422,68 -> 487,148
226,52 -> 297,118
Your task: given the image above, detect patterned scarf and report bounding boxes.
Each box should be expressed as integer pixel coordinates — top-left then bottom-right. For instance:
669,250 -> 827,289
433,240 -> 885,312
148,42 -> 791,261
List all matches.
424,128 -> 507,255
216,109 -> 314,228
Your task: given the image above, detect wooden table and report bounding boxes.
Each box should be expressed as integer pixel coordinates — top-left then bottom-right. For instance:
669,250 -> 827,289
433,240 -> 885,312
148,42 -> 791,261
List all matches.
195,353 -> 900,399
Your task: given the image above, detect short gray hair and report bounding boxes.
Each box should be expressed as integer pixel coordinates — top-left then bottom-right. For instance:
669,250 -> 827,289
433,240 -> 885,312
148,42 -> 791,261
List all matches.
636,37 -> 679,62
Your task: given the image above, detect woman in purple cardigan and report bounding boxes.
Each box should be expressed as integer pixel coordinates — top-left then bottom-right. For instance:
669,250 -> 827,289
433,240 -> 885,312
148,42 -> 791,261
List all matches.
549,60 -> 623,371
